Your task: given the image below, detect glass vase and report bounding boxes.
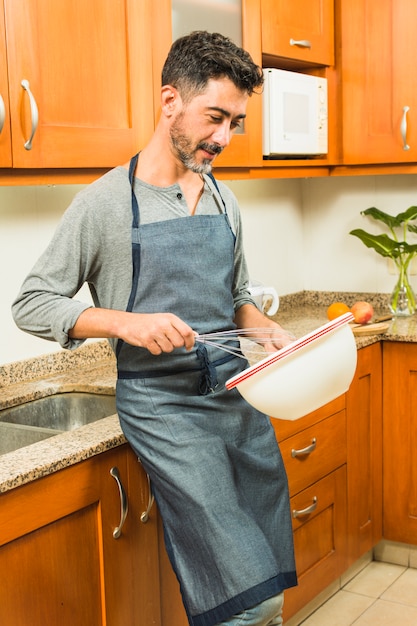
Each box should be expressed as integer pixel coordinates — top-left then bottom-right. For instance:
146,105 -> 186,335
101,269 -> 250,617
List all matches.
389,264 -> 416,316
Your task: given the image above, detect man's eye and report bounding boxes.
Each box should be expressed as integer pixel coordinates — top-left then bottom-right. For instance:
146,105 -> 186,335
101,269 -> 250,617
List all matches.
231,120 -> 242,130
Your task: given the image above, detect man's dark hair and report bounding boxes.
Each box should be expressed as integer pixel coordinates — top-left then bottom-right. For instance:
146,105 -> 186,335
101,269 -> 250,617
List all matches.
161,31 -> 263,102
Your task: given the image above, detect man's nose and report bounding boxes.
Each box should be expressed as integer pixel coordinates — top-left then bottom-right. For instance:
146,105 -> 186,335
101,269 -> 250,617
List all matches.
212,122 -> 232,147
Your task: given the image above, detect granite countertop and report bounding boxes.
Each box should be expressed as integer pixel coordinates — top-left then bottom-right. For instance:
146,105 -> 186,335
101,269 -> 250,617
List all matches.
0,341 -> 121,493
275,291 -> 417,347
2,291 -> 417,495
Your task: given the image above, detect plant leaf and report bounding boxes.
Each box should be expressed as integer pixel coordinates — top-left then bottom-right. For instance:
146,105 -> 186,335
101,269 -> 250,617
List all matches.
401,241 -> 417,253
349,229 -> 402,257
396,205 -> 417,223
361,207 -> 401,229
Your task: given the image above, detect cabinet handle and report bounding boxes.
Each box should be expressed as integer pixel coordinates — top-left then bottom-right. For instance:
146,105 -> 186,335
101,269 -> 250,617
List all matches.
110,466 -> 128,539
20,79 -> 39,150
292,496 -> 318,519
289,38 -> 312,49
401,106 -> 410,151
0,94 -> 5,135
291,437 -> 317,458
140,472 -> 155,523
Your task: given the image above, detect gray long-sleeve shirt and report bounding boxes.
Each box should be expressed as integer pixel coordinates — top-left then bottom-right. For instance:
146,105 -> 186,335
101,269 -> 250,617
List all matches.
12,166 -> 254,352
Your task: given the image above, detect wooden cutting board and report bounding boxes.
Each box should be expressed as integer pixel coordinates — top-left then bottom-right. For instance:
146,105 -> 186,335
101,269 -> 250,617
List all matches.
350,321 -> 391,336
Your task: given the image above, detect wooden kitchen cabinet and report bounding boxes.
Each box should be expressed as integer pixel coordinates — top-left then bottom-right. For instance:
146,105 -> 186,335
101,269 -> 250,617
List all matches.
346,343 -> 383,566
278,408 -> 346,498
286,466 -> 347,619
0,445 -> 161,626
0,0 -> 11,167
382,342 -> 417,544
272,395 -> 347,621
1,0 -> 154,169
2,0 -> 337,180
260,0 -> 335,67
153,0 -> 264,169
337,0 -> 417,165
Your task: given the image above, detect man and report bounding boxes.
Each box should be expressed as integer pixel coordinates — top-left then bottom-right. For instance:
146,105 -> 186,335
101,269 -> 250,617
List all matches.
13,31 -> 297,626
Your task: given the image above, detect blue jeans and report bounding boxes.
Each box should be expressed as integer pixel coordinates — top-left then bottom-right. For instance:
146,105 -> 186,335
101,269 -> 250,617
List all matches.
215,593 -> 284,626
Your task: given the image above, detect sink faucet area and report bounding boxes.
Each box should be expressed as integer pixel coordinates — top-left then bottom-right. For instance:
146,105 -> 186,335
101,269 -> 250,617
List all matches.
0,392 -> 117,455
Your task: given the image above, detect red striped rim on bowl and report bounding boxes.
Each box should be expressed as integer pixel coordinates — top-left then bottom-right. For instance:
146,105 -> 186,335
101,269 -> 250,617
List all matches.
225,312 -> 354,390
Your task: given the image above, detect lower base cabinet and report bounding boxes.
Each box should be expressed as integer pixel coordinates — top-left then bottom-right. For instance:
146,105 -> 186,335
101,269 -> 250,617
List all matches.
1,339 -> 412,624
284,466 -> 347,620
272,397 -> 348,621
383,342 -> 417,544
346,342 -> 383,566
0,444 -> 161,626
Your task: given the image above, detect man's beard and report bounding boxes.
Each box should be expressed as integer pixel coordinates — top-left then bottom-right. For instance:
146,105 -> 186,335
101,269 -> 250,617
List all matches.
170,120 -> 223,175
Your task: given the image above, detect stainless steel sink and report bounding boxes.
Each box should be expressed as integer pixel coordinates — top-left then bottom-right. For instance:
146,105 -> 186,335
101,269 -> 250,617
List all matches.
0,422 -> 59,456
0,393 -> 117,455
0,392 -> 117,431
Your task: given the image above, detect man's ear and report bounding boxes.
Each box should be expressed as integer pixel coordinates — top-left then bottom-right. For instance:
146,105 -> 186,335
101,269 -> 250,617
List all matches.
161,85 -> 181,117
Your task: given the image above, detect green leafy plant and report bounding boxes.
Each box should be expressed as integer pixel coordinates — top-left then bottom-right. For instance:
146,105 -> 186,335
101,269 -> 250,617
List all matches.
350,206 -> 417,315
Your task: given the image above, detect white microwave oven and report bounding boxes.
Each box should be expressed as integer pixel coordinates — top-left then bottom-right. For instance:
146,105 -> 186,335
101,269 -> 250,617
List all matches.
262,68 -> 328,158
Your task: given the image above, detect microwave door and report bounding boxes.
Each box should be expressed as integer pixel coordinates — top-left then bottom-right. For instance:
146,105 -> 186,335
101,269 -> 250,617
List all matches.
267,72 -> 321,156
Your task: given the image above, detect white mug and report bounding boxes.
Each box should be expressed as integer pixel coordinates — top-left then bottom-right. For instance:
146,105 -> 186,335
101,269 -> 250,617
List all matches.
248,281 -> 279,316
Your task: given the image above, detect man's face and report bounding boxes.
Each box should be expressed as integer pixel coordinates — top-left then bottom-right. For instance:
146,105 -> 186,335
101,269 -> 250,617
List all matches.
169,77 -> 248,174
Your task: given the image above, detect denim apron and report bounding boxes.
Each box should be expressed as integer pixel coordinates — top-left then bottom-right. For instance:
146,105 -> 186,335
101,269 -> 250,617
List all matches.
116,154 -> 296,626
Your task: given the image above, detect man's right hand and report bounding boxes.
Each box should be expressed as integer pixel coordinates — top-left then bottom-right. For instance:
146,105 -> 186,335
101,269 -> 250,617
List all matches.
69,308 -> 196,355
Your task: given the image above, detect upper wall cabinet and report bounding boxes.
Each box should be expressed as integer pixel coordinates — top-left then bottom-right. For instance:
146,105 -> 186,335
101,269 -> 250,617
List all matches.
154,0 -> 264,169
0,1 -> 11,167
0,0 -> 154,169
338,0 -> 417,165
260,0 -> 335,67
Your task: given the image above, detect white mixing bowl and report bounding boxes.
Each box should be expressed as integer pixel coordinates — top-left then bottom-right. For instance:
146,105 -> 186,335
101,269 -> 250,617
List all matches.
226,312 -> 357,420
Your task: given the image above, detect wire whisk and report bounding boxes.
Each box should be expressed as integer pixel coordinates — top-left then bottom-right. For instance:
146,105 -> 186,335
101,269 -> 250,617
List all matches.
195,328 -> 296,361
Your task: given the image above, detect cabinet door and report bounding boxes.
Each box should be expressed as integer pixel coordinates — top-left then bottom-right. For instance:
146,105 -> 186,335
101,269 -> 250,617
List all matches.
0,446 -> 160,626
125,447 -> 162,626
383,342 -> 417,544
339,0 -> 417,164
0,0 -> 12,166
3,0 -> 154,168
261,0 -> 334,66
346,343 -> 382,566
283,467 -> 347,621
279,410 -> 346,497
152,0 -> 263,169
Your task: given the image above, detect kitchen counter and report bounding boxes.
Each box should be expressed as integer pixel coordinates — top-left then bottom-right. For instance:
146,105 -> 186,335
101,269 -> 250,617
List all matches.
0,341 -> 120,493
275,290 -> 417,347
2,290 -> 417,494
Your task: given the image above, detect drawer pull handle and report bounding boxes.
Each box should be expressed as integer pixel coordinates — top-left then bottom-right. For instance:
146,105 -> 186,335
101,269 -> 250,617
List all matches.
0,94 -> 5,135
401,106 -> 410,151
140,473 -> 155,523
290,38 -> 312,49
110,466 -> 128,539
293,496 -> 318,519
21,79 -> 39,150
291,437 -> 317,458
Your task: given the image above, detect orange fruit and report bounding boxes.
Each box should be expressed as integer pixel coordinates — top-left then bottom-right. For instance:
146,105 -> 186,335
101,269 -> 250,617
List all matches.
326,302 -> 351,320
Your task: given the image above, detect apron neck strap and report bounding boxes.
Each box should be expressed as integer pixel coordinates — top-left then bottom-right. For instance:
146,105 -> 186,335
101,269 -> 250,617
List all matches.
207,172 -> 226,211
129,155 -> 227,226
128,153 -> 140,228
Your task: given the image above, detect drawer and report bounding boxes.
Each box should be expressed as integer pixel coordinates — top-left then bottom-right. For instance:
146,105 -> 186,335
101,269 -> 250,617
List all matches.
283,466 -> 347,621
279,410 -> 346,496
